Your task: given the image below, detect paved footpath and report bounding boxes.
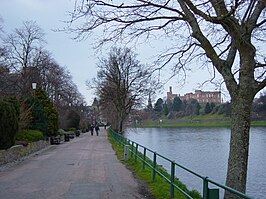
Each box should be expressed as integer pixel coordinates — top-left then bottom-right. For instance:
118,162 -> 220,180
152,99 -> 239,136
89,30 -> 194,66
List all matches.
0,128 -> 148,199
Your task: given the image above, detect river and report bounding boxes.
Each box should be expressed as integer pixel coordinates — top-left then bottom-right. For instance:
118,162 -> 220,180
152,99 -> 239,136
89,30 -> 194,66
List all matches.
124,127 -> 266,199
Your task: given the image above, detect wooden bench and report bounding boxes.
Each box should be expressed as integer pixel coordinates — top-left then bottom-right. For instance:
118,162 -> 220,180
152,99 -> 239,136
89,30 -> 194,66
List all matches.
50,137 -> 61,145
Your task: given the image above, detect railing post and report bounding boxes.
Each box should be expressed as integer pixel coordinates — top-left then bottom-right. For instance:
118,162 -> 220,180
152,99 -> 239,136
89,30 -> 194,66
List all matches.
142,147 -> 146,170
118,133 -> 122,145
131,142 -> 134,157
152,152 -> 157,181
170,161 -> 175,198
123,137 -> 127,145
135,144 -> 138,163
124,145 -> 129,161
203,177 -> 209,199
119,134 -> 122,145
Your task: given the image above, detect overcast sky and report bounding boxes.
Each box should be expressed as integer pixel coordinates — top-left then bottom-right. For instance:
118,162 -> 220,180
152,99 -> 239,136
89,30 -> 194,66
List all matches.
0,0 -> 232,104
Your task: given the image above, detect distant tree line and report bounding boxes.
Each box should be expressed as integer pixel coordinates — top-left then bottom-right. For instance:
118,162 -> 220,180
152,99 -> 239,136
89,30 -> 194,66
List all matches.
147,93 -> 266,120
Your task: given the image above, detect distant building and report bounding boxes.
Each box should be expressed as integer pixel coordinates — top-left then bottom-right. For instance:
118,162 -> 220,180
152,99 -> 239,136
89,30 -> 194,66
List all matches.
166,87 -> 222,104
181,90 -> 221,103
166,86 -> 177,102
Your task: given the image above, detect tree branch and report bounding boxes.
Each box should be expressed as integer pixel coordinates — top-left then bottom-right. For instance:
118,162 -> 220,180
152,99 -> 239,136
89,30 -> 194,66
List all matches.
247,0 -> 266,30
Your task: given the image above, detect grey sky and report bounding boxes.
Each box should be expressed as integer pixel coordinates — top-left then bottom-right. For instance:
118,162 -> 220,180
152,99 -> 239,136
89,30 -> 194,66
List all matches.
0,0 -> 231,104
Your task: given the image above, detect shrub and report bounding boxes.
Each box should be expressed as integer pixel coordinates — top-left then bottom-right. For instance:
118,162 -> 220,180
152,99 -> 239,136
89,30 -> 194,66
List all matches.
0,98 -> 19,149
16,130 -> 44,143
25,96 -> 48,136
58,129 -> 66,136
64,128 -> 76,132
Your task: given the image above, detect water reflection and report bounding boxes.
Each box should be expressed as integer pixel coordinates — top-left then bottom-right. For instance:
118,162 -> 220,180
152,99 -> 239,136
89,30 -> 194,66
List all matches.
124,127 -> 265,198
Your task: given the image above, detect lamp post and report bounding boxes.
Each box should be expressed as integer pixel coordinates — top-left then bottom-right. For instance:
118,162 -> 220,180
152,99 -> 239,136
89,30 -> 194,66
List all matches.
32,82 -> 37,90
31,82 -> 37,96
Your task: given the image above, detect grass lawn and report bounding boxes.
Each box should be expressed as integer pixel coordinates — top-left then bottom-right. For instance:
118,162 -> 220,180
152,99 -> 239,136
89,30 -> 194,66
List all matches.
133,114 -> 266,128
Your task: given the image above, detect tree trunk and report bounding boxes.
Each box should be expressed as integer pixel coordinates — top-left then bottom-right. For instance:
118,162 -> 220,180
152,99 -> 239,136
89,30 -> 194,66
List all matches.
116,111 -> 124,133
119,119 -> 123,133
224,92 -> 253,199
223,32 -> 257,198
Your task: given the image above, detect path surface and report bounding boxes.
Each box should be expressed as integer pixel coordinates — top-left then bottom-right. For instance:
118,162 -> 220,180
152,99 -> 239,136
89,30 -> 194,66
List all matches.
0,129 -> 147,199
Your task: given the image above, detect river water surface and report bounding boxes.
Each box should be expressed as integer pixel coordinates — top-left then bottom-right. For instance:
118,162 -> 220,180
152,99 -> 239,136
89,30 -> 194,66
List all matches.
124,127 -> 266,199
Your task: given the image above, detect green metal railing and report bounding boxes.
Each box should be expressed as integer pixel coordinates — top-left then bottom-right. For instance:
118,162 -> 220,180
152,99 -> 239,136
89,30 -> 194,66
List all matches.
109,128 -> 255,199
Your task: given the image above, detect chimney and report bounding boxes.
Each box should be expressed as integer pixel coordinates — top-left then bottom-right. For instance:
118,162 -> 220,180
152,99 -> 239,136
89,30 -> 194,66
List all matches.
169,86 -> 172,94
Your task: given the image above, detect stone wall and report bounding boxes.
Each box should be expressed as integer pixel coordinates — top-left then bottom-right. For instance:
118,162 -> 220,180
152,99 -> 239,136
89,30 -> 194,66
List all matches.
0,141 -> 49,166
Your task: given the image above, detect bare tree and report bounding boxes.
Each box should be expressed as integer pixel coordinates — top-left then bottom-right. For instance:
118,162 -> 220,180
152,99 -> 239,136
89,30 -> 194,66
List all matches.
69,1 -> 266,198
92,47 -> 158,132
0,20 -> 86,129
2,21 -> 45,96
35,50 -> 86,128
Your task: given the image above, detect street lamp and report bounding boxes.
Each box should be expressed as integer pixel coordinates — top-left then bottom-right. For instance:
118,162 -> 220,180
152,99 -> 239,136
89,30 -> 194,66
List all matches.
32,82 -> 37,90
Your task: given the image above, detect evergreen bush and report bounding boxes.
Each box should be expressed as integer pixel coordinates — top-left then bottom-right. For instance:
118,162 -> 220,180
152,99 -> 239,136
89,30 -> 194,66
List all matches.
204,102 -> 212,114
58,129 -> 66,136
25,96 -> 48,136
0,98 -> 19,149
35,88 -> 59,137
64,128 -> 76,132
16,130 -> 44,142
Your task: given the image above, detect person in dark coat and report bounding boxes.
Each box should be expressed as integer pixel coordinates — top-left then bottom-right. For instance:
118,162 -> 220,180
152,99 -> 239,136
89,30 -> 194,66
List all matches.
90,125 -> 94,136
95,125 -> 100,136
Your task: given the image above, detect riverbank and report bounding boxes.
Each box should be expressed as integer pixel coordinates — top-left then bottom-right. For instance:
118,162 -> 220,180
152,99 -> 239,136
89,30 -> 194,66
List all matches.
124,126 -> 265,198
131,117 -> 266,128
108,130 -> 201,199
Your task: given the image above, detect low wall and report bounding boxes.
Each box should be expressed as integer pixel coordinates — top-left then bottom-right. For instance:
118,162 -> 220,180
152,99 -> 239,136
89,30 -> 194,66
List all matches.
0,140 -> 49,166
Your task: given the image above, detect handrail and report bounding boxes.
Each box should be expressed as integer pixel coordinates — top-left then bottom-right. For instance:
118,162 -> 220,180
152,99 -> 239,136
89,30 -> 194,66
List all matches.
108,128 -> 255,199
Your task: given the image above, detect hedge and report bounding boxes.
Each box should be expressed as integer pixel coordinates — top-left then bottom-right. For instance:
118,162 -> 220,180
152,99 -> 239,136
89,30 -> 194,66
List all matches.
16,130 -> 44,143
0,98 -> 19,150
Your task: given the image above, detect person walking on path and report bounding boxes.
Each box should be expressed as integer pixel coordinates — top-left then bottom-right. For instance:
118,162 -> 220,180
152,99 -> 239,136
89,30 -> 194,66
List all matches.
90,124 -> 94,136
95,125 -> 100,136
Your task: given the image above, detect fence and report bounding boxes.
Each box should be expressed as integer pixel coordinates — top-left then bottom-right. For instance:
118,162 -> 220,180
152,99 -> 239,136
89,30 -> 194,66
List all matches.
109,128 -> 254,199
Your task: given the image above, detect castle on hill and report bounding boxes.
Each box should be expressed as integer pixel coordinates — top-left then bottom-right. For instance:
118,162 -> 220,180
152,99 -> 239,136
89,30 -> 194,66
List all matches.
167,86 -> 222,103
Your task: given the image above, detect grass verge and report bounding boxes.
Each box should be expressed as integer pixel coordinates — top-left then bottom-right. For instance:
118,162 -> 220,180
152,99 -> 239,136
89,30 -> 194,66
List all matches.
134,120 -> 266,128
108,130 -> 202,199
140,121 -> 231,128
